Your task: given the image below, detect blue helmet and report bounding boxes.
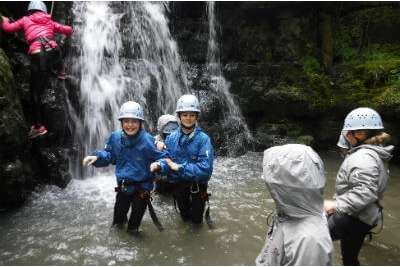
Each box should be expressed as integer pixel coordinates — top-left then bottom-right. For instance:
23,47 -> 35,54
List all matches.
28,1 -> 47,13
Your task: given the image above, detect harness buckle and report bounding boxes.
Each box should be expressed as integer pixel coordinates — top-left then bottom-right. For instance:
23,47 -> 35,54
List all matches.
190,182 -> 199,194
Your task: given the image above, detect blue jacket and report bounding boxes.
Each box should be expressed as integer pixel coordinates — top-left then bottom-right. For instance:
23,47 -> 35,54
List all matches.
163,125 -> 214,184
91,129 -> 169,194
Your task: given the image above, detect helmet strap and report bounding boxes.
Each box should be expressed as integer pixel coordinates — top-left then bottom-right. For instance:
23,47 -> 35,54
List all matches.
181,123 -> 195,133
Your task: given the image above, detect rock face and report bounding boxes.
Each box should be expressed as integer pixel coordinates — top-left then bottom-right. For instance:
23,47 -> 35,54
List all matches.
1,2 -> 400,209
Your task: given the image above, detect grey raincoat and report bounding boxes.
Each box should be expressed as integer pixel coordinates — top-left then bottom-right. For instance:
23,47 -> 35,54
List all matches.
334,144 -> 394,226
256,144 -> 334,266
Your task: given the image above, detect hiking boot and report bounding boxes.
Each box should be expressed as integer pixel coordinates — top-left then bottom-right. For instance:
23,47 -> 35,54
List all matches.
57,70 -> 66,80
28,125 -> 47,138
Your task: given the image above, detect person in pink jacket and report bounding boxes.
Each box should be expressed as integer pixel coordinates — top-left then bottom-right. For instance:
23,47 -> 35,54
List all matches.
2,1 -> 73,138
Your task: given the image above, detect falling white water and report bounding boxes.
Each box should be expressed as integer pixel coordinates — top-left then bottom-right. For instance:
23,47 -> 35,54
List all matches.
69,2 -> 188,175
206,2 -> 254,154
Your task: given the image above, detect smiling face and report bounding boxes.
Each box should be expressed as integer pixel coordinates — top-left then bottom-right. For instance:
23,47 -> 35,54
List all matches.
179,111 -> 197,132
121,118 -> 141,136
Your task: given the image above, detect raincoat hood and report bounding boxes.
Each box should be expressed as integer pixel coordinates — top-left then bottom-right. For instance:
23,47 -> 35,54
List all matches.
157,114 -> 179,134
29,11 -> 51,24
262,144 -> 326,218
350,144 -> 394,162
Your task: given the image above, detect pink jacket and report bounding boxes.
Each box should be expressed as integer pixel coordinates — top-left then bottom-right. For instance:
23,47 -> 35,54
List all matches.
2,11 -> 73,54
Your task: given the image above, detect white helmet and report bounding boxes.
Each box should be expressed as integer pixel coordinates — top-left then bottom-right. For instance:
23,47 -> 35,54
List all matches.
175,94 -> 201,113
342,107 -> 384,131
157,114 -> 179,134
118,101 -> 144,121
28,1 -> 47,13
337,130 -> 350,149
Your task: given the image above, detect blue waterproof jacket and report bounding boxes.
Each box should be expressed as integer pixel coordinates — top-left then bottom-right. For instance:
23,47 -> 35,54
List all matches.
91,129 -> 169,194
163,125 -> 214,184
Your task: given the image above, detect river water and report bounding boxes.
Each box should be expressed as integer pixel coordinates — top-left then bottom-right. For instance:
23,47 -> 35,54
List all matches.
0,150 -> 399,265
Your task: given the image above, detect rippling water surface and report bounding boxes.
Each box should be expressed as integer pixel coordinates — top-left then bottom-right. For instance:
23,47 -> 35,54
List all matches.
0,151 -> 399,265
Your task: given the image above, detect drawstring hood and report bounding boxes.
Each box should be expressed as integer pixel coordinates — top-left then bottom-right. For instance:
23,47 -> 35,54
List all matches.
262,144 -> 326,219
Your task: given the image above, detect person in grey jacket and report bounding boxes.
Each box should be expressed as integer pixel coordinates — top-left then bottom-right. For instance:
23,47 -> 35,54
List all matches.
256,144 -> 334,266
324,107 -> 394,266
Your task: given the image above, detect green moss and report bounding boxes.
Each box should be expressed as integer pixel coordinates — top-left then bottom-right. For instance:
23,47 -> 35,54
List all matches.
301,55 -> 324,75
375,85 -> 400,113
0,49 -> 14,97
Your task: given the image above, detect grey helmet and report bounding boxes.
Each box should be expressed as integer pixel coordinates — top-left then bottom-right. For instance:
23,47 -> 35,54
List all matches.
157,114 -> 179,134
118,101 -> 144,121
175,94 -> 201,114
343,107 -> 384,131
28,1 -> 47,13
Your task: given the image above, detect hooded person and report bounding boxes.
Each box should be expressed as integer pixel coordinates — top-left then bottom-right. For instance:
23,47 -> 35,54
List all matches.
256,144 -> 334,266
153,114 -> 179,195
155,114 -> 179,143
324,107 -> 394,265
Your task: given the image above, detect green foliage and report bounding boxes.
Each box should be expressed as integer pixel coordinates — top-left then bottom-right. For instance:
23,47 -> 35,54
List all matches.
301,55 -> 324,75
0,49 -> 14,97
334,22 -> 362,61
375,85 -> 400,113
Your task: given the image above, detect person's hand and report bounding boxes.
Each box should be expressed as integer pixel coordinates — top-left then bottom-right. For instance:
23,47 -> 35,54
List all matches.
150,161 -> 161,172
82,156 -> 97,167
2,16 -> 9,22
155,141 -> 166,151
324,199 -> 336,215
165,158 -> 179,171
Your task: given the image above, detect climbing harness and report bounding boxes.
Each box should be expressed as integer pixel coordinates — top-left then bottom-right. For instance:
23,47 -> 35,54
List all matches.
116,179 -> 164,232
172,181 -> 215,230
203,191 -> 215,230
367,202 -> 384,242
30,36 -> 58,71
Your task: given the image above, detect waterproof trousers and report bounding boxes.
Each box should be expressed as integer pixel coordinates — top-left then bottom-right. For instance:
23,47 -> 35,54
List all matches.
328,213 -> 374,266
112,191 -> 147,231
173,182 -> 207,226
29,48 -> 62,128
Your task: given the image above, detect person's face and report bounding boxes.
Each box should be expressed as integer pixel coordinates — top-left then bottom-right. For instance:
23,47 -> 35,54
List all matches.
122,118 -> 141,136
179,112 -> 197,129
346,130 -> 367,147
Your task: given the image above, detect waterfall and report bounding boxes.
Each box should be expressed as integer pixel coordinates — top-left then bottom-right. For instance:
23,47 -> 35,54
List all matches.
68,2 -> 188,176
205,2 -> 254,156
66,2 -> 254,176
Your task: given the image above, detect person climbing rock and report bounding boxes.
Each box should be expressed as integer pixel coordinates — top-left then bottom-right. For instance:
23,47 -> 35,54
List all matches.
2,1 -> 73,138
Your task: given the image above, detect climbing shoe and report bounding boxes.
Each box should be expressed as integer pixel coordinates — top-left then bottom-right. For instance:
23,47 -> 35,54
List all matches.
57,70 -> 66,80
28,125 -> 47,138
